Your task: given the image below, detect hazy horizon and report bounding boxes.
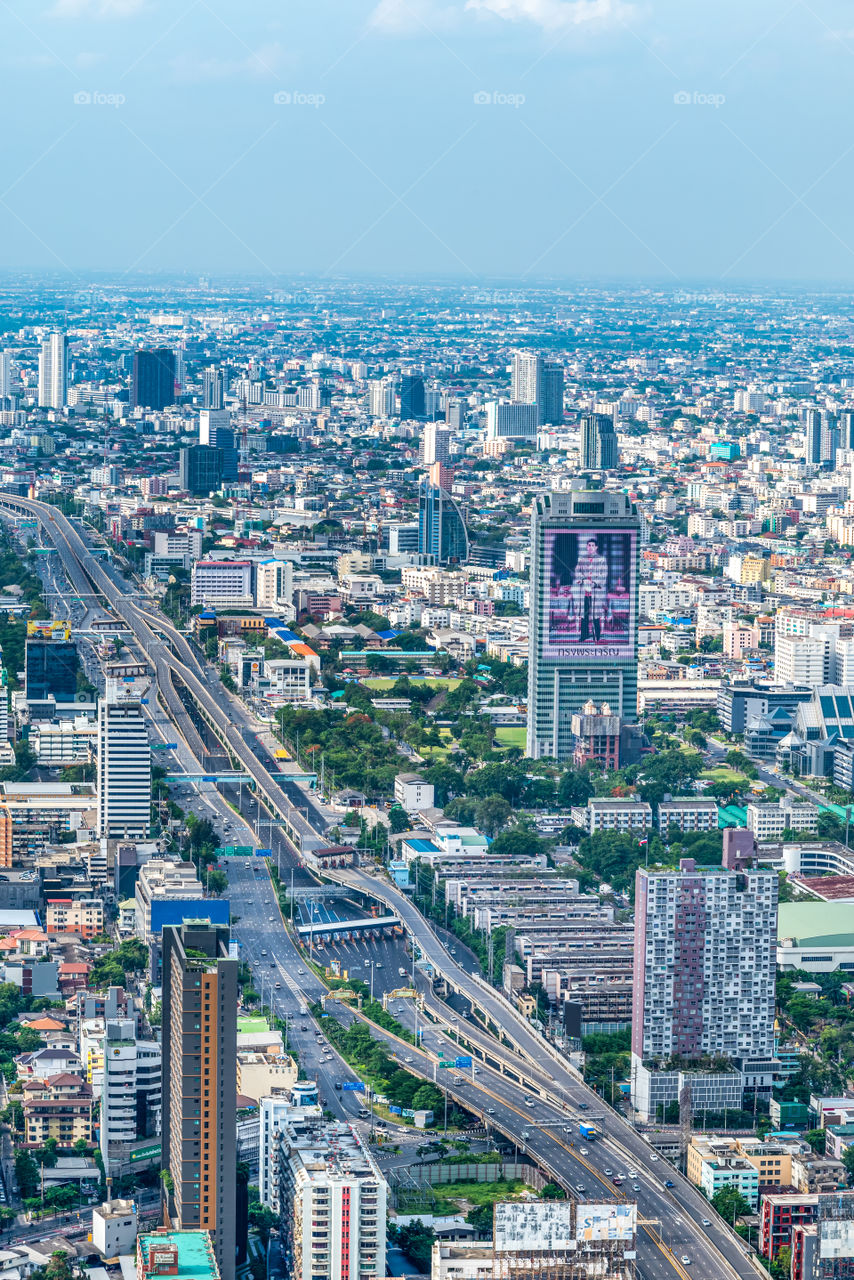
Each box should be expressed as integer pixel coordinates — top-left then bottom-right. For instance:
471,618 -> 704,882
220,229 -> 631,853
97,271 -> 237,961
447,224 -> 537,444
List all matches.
2,0 -> 852,282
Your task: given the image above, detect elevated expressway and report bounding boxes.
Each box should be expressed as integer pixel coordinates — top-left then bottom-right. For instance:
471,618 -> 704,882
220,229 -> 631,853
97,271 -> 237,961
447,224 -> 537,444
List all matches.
0,493 -> 762,1280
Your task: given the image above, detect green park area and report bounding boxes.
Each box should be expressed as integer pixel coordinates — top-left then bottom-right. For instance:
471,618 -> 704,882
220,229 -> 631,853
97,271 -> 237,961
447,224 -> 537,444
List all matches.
701,765 -> 751,786
429,1178 -> 535,1215
494,727 -> 527,750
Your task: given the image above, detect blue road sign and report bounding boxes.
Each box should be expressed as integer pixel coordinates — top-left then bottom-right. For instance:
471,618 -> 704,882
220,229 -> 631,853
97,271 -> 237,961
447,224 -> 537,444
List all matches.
342,1081 -> 365,1093
455,1056 -> 473,1068
389,1105 -> 402,1115
256,848 -> 272,856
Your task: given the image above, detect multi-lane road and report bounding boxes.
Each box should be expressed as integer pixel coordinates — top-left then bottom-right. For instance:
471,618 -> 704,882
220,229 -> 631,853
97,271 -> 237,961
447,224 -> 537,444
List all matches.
0,493 -> 765,1280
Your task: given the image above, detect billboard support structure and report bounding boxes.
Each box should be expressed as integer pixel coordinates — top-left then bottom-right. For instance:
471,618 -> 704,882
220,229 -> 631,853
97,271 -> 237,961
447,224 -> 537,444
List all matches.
491,1202 -> 636,1280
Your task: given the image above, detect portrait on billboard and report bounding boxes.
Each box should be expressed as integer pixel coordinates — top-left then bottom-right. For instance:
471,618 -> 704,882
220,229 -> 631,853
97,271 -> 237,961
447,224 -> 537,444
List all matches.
544,528 -> 634,659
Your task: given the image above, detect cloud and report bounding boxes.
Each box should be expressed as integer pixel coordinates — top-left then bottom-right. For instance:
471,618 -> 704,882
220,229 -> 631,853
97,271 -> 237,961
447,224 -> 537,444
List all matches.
465,0 -> 632,30
170,42 -> 287,83
368,0 -> 462,34
50,0 -> 145,15
368,0 -> 630,33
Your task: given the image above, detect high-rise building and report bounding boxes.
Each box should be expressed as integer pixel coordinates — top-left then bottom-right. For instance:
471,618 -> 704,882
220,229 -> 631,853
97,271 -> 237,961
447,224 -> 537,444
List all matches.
161,921 -> 237,1280
445,398 -> 465,430
805,409 -> 823,465
580,413 -> 619,470
540,361 -> 565,425
841,410 -> 854,451
511,351 -> 563,424
511,350 -> 542,405
277,1114 -> 387,1280
368,378 -> 395,418
199,409 -> 229,445
38,332 -> 68,408
421,423 -> 452,467
0,351 -> 12,399
132,349 -> 176,411
25,635 -> 79,703
399,373 -> 425,419
821,412 -> 840,466
485,401 -> 539,440
255,558 -> 294,611
630,834 -> 778,1122
100,1018 -> 161,1178
418,478 -> 469,566
97,699 -> 151,839
180,446 -> 223,495
527,488 -> 639,759
202,366 -> 225,410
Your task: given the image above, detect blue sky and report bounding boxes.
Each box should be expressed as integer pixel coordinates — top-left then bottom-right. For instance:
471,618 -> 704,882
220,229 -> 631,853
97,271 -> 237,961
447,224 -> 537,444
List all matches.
2,0 -> 853,281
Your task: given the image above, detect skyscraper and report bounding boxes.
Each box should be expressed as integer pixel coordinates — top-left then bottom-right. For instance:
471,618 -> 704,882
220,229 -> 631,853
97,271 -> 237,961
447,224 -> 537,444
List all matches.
0,351 -> 12,400
821,411 -> 839,466
202,365 -> 225,410
132,349 -> 176,411
580,413 -> 619,470
97,699 -> 151,838
526,487 -> 639,759
511,350 -> 541,405
368,378 -> 395,418
421,423 -> 452,466
841,410 -> 854,451
805,409 -> 823,465
540,362 -> 564,425
630,834 -> 777,1122
25,634 -> 79,702
180,446 -> 223,495
511,351 -> 563,424
418,478 -> 469,565
161,921 -> 237,1280
38,332 -> 68,408
399,373 -> 425,419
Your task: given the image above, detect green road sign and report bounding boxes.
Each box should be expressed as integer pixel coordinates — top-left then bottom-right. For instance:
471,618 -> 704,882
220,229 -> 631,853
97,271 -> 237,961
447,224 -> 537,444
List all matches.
222,845 -> 253,857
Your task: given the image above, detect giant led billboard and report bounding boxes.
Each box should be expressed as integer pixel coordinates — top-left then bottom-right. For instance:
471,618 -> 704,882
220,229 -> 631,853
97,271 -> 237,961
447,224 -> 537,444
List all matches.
543,528 -> 635,660
575,1203 -> 636,1244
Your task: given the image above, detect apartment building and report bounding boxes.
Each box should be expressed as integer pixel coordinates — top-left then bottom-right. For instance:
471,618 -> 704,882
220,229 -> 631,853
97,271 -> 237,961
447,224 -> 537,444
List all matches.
760,1193 -> 819,1261
631,836 -> 778,1122
100,1018 -> 161,1178
746,797 -> 819,840
583,798 -> 653,834
23,1071 -> 92,1147
280,1118 -> 387,1280
161,923 -> 237,1280
657,798 -> 719,835
29,715 -> 97,765
45,897 -> 103,939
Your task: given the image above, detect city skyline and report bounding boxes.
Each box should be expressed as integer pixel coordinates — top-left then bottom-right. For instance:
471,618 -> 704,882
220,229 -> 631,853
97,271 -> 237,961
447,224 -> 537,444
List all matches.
1,0 -> 852,279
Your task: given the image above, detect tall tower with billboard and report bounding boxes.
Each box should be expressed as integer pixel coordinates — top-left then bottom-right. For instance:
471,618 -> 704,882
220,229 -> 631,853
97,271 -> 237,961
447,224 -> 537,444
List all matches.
526,487 -> 639,760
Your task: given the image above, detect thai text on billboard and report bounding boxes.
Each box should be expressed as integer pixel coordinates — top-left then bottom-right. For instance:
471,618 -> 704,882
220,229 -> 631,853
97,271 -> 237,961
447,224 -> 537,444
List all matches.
543,528 -> 635,660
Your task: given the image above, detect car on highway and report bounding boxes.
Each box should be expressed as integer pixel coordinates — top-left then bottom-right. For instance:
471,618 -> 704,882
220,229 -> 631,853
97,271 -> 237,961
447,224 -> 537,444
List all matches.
664,1180 -> 674,1188
680,1258 -> 691,1266
701,1219 -> 711,1227
605,1169 -> 613,1176
487,1107 -> 495,1114
577,1102 -> 588,1110
649,1155 -> 659,1161
632,1184 -> 640,1192
579,1147 -> 589,1156
404,1056 -> 413,1063
575,1184 -> 586,1193
525,1098 -> 534,1107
